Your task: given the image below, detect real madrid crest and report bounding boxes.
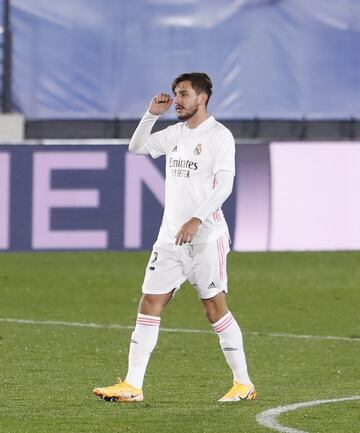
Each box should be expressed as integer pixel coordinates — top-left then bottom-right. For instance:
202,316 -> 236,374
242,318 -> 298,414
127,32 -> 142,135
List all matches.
194,143 -> 203,156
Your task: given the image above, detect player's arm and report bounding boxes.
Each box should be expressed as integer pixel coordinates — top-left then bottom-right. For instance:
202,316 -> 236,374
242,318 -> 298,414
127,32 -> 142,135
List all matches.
175,171 -> 234,245
128,93 -> 173,155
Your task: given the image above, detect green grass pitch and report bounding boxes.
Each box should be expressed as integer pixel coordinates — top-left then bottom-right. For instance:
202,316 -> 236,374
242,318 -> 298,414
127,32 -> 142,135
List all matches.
0,251 -> 359,433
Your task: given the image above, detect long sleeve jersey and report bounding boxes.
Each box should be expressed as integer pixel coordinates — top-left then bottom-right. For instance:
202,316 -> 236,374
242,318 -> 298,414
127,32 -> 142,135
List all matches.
129,111 -> 235,245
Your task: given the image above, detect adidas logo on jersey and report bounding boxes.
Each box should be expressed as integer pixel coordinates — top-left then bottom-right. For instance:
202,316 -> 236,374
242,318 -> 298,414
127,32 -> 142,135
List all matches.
208,281 -> 216,289
172,145 -> 178,152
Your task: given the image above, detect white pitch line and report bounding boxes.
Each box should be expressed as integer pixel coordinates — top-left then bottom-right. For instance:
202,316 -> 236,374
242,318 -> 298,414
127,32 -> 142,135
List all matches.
0,317 -> 208,334
0,317 -> 133,331
0,317 -> 359,342
256,396 -> 360,433
247,331 -> 360,342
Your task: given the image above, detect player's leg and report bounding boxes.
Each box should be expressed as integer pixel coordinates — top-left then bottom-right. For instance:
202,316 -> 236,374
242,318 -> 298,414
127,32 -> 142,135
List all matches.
189,234 -> 256,401
202,292 -> 252,387
93,245 -> 186,402
202,292 -> 255,401
124,292 -> 173,390
93,292 -> 172,402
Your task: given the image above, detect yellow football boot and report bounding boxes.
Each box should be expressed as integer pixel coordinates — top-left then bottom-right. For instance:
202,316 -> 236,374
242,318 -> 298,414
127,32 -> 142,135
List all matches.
218,381 -> 256,402
93,379 -> 144,402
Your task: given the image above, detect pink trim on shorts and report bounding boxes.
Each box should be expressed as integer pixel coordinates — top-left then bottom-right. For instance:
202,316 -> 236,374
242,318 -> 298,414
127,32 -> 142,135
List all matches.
221,236 -> 225,280
217,236 -> 225,281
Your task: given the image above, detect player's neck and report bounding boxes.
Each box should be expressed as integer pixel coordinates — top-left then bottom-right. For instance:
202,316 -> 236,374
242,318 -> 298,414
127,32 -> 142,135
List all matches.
186,109 -> 209,129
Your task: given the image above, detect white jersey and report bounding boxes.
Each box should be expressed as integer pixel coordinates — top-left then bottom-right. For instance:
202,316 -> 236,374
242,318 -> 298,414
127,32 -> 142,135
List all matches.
145,115 -> 235,245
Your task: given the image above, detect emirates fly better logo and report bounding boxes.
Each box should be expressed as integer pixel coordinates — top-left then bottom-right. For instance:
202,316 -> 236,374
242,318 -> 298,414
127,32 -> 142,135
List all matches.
194,143 -> 203,156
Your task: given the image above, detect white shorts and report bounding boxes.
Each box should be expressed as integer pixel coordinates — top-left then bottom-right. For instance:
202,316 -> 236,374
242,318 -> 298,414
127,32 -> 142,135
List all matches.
142,233 -> 230,300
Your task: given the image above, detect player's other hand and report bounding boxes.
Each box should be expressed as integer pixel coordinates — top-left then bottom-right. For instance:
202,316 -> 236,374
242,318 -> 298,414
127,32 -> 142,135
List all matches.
175,217 -> 202,245
149,93 -> 174,116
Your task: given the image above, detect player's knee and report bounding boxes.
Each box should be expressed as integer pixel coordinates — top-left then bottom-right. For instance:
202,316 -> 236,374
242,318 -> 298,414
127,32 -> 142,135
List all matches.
138,293 -> 171,316
202,292 -> 228,324
204,307 -> 218,324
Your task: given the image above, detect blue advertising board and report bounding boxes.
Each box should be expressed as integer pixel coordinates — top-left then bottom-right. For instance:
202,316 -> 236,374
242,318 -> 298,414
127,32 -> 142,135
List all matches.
1,144 -> 269,252
2,142 -> 359,252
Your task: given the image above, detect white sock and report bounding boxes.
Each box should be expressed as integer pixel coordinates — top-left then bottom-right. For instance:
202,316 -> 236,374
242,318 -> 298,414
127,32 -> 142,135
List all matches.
212,311 -> 251,384
125,313 -> 161,389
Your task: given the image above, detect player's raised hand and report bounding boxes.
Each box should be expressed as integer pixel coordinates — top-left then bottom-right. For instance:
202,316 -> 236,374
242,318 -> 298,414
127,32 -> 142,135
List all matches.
149,93 -> 174,115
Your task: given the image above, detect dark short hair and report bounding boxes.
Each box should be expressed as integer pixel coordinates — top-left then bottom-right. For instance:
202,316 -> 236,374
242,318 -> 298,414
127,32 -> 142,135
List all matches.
172,72 -> 213,105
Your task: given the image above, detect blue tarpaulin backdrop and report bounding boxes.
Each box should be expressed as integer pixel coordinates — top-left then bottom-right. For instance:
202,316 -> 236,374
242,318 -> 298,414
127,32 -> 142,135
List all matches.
10,0 -> 360,119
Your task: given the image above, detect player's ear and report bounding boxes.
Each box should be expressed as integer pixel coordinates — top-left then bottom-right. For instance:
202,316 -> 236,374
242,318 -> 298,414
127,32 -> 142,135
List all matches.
199,92 -> 208,106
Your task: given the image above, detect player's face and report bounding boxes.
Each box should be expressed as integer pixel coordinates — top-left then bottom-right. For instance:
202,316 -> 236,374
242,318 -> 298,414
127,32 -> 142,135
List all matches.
173,81 -> 202,121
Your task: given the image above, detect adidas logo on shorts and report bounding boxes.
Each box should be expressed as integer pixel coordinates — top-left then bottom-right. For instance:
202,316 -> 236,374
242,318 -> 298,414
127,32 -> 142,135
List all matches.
208,281 -> 216,289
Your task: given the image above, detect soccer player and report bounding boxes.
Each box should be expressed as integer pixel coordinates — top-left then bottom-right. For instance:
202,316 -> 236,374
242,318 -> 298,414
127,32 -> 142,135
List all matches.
93,72 -> 256,402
